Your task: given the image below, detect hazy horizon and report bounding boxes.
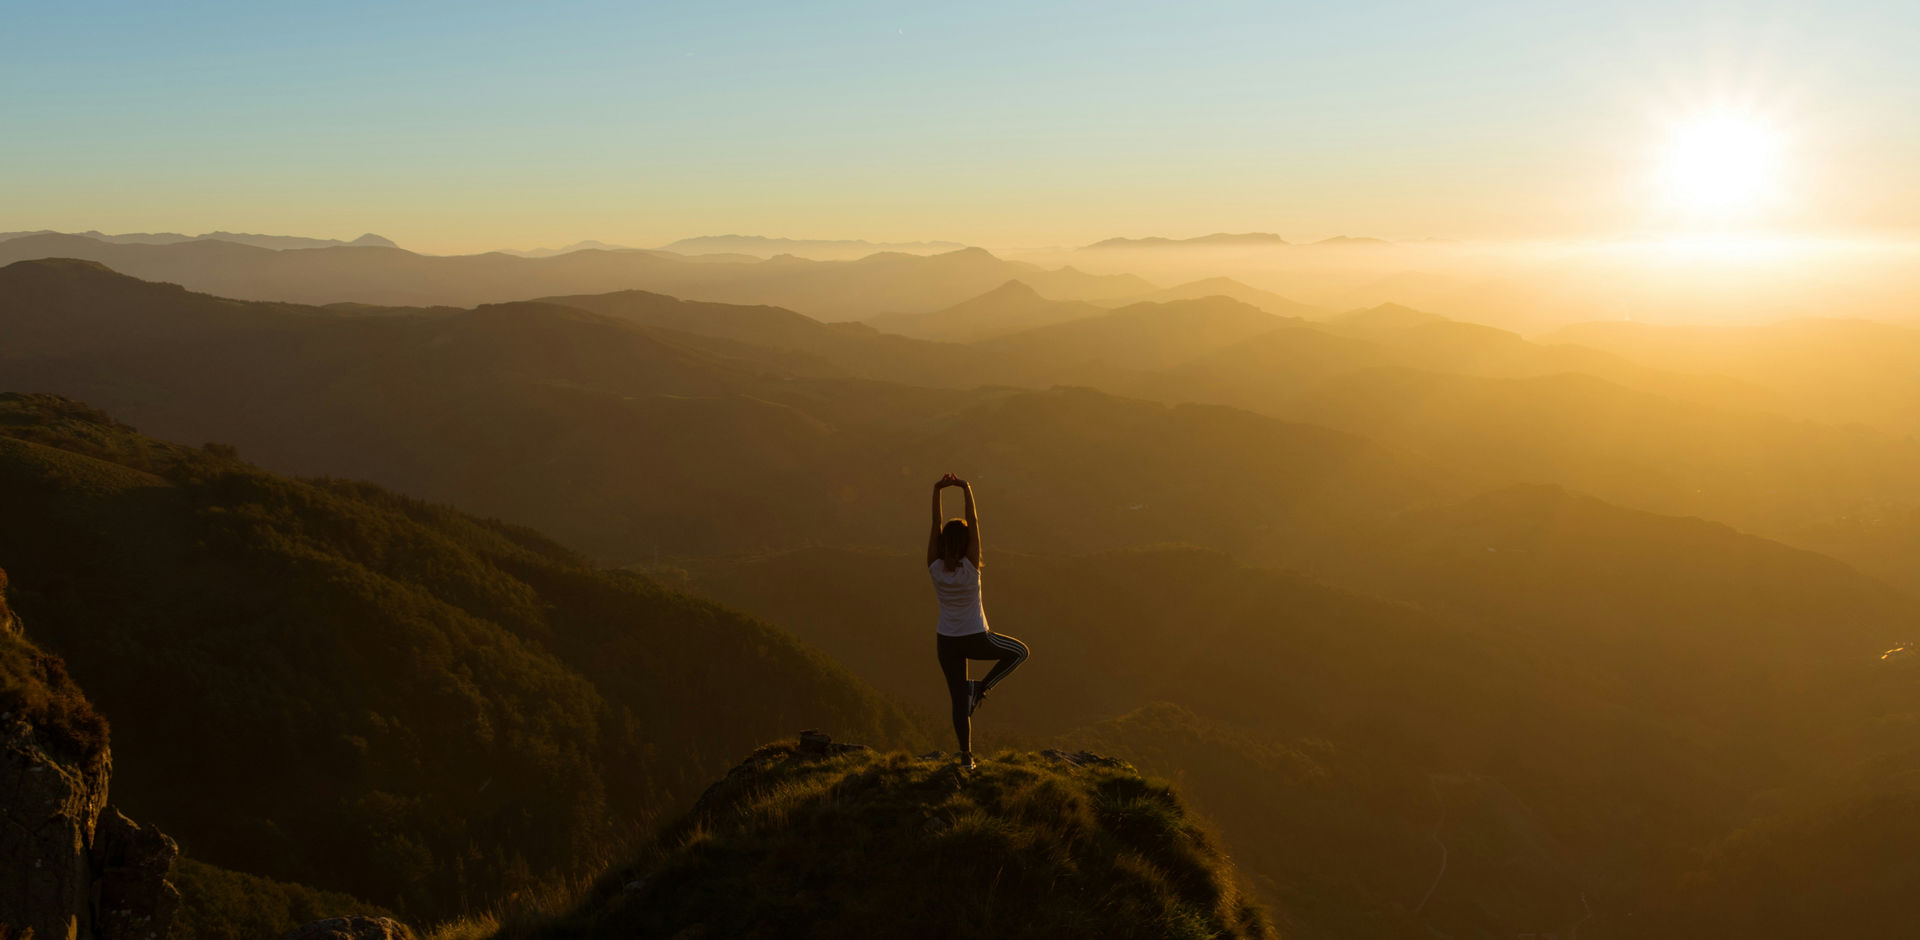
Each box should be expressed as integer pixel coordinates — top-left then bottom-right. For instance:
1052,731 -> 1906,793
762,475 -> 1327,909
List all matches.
10,224 -> 1917,330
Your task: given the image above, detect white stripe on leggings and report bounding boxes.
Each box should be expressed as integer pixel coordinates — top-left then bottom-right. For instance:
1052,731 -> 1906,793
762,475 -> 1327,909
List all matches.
982,632 -> 1028,690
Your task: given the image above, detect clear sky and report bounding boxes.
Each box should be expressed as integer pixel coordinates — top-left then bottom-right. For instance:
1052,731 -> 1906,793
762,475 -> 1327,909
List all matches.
3,1 -> 1915,253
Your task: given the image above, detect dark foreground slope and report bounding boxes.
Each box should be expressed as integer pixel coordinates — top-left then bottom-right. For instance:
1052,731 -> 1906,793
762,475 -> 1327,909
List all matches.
0,394 -> 922,918
511,739 -> 1274,940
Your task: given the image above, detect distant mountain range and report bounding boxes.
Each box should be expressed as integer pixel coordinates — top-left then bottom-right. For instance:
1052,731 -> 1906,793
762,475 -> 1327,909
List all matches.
1081,233 -> 1401,250
863,277 -> 1321,341
0,229 -> 395,250
0,234 -> 1151,316
661,234 -> 968,259
1084,232 -> 1289,250
496,239 -> 651,258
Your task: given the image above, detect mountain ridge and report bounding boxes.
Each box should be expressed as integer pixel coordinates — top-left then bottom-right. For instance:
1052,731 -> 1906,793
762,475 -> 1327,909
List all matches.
0,229 -> 395,250
662,234 -> 969,258
864,278 -> 1105,341
0,235 -> 1150,315
1084,233 -> 1289,250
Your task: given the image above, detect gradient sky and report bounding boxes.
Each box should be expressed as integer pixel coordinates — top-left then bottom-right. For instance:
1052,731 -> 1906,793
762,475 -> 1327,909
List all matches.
4,1 -> 1915,253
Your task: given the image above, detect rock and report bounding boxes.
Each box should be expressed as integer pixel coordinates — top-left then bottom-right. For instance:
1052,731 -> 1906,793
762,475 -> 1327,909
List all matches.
91,807 -> 181,940
795,729 -> 873,757
277,915 -> 418,940
686,734 -> 879,826
0,711 -> 107,940
1040,748 -> 1133,771
0,567 -> 19,636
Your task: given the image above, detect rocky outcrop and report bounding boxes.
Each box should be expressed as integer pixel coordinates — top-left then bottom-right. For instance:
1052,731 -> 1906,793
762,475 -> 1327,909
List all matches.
692,731 -> 870,807
1038,748 -> 1133,770
1,710 -> 108,940
0,568 -> 178,940
0,567 -> 19,636
91,809 -> 180,940
276,915 -> 417,940
795,728 -> 873,758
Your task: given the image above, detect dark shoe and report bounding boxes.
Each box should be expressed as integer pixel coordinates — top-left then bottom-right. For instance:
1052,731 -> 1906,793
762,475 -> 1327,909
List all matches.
959,752 -> 977,770
967,680 -> 987,717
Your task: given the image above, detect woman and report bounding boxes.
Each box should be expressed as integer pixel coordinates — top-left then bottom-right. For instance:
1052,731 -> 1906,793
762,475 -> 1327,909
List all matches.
929,473 -> 1029,770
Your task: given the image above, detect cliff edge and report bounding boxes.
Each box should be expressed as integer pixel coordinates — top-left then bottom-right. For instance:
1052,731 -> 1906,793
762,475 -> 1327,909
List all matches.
1,567 -> 180,940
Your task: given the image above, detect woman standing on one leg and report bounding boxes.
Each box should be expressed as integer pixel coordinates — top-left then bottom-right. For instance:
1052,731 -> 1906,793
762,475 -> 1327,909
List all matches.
928,473 -> 1029,770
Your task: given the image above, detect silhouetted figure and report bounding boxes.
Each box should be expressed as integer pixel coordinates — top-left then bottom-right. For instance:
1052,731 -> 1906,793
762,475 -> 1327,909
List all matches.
929,474 -> 1029,770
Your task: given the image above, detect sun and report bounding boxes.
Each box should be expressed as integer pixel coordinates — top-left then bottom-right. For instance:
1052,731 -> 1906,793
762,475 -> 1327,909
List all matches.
1660,111 -> 1784,217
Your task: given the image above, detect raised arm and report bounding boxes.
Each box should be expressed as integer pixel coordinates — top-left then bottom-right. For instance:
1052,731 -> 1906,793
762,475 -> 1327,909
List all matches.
927,479 -> 945,566
960,481 -> 981,566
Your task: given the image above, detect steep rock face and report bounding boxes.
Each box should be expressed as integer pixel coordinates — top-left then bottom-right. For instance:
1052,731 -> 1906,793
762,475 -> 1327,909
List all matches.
91,809 -> 180,940
0,568 -> 17,636
0,568 -> 178,940
0,711 -> 108,940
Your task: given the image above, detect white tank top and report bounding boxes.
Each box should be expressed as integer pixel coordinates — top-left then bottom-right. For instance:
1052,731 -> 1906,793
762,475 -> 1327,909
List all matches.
930,558 -> 990,637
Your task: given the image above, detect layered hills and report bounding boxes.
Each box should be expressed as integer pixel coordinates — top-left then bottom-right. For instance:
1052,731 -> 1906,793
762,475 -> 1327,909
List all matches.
7,247 -> 1920,935
864,279 -> 1104,342
1118,276 -> 1320,317
0,259 -> 1449,564
0,234 -> 1150,315
9,256 -> 1920,572
10,255 -> 1920,573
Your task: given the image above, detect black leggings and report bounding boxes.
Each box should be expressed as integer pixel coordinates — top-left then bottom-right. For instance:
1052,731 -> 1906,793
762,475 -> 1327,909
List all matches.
937,631 -> 1029,753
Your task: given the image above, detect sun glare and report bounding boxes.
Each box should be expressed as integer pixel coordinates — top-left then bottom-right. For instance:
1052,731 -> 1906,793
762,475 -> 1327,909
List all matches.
1661,111 -> 1783,217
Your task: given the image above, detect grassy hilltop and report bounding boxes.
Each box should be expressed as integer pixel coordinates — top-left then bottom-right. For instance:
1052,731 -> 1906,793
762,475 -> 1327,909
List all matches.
505,740 -> 1274,940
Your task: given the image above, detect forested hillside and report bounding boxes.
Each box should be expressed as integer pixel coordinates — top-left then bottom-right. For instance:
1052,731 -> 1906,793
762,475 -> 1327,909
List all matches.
0,393 -> 921,919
